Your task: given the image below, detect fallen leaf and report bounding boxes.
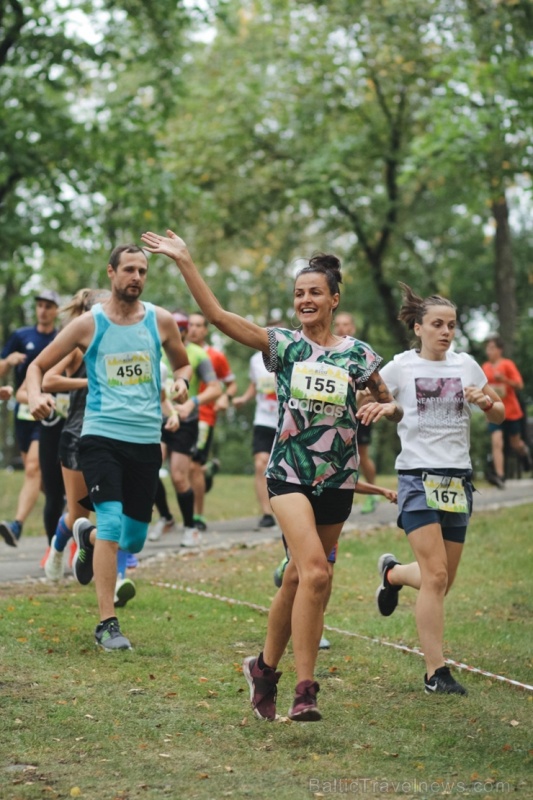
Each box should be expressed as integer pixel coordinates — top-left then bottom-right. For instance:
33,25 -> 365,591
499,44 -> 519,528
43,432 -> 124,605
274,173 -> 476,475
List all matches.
510,720 -> 519,727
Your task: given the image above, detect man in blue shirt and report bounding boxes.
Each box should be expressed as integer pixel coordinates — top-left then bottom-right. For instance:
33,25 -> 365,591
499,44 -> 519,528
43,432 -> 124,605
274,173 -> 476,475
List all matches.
0,290 -> 60,546
26,245 -> 191,651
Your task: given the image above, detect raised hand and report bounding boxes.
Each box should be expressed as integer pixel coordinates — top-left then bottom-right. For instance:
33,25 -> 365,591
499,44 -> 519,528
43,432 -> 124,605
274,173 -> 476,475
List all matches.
141,229 -> 189,262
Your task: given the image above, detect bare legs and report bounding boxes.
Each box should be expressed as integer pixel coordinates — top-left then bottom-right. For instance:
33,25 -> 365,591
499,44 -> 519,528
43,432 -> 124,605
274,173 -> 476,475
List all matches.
263,493 -> 342,682
491,429 -> 530,480
61,466 -> 90,530
254,451 -> 271,516
387,525 -> 464,678
92,536 -> 119,620
15,439 -> 41,523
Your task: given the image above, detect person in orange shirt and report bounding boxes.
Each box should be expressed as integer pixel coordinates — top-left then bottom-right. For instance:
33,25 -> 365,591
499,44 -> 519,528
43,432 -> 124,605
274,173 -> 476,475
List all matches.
187,312 -> 238,530
482,335 -> 531,488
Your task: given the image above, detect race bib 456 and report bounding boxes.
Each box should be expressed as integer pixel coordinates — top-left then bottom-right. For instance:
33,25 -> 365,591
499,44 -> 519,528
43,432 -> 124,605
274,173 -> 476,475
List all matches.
104,351 -> 152,387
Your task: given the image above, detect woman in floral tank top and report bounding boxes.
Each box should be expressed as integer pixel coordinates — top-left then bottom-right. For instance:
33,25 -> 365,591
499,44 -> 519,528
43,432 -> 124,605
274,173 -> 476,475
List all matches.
141,228 -> 402,723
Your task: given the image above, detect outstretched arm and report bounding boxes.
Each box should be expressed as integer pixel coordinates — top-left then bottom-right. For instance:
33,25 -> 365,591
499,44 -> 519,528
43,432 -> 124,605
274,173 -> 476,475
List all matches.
141,229 -> 269,354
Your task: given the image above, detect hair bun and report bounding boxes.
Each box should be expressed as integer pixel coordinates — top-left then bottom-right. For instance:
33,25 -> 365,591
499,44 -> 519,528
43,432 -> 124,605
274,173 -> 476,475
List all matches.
308,253 -> 342,283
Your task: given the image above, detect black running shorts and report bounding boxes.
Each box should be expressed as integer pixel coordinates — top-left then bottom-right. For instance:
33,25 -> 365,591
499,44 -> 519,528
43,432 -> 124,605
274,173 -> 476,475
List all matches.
80,435 -> 162,523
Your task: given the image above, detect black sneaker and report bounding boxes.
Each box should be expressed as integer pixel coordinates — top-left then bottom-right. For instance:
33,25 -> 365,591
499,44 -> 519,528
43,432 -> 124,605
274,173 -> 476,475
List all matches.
72,518 -> 96,585
95,619 -> 132,651
424,666 -> 467,695
375,553 -> 402,616
0,520 -> 21,548
193,515 -> 208,532
258,514 -> 276,528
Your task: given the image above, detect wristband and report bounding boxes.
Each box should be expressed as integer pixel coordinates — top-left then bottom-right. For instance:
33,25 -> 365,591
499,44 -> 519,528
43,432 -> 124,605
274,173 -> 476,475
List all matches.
483,397 -> 494,412
177,377 -> 189,390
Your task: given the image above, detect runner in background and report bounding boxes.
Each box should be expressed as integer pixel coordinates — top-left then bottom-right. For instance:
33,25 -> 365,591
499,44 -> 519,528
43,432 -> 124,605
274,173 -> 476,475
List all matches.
334,311 -> 378,514
233,348 -> 278,529
187,311 -> 237,531
482,334 -> 531,488
0,290 -> 60,547
149,312 -> 221,546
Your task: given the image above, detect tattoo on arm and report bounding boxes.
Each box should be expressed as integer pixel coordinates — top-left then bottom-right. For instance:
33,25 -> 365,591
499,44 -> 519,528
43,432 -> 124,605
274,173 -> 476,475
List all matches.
368,373 -> 393,403
368,372 -> 402,422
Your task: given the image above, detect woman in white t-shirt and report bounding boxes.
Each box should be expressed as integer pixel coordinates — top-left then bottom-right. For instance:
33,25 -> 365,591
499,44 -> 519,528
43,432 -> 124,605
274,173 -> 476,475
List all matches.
374,283 -> 504,695
141,228 -> 402,723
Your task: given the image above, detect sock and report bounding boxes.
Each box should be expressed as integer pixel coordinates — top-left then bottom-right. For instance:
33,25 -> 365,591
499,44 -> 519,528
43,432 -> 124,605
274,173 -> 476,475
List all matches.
54,514 -> 72,552
98,616 -> 118,628
258,651 -> 275,671
177,488 -> 195,528
117,549 -> 128,580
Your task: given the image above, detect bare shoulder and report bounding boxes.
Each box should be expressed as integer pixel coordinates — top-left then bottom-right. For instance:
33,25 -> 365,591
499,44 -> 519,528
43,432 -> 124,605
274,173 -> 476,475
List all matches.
154,306 -> 176,336
59,311 -> 95,350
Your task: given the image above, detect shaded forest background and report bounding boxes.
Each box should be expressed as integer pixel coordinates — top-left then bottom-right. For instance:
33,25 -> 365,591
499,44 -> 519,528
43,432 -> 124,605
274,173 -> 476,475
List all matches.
1,0 -> 532,472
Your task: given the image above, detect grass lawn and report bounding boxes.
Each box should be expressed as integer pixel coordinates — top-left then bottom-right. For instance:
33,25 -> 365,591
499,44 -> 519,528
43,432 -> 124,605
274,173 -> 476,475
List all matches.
0,475 -> 531,800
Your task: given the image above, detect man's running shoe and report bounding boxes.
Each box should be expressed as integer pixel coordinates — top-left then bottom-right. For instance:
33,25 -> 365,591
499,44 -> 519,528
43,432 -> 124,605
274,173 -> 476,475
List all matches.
319,637 -> 330,650
148,516 -> 176,541
361,495 -> 378,514
273,555 -> 289,588
44,536 -> 65,581
72,518 -> 96,585
114,578 -> 136,608
288,680 -> 321,722
242,656 -> 282,721
181,527 -> 202,548
95,618 -> 132,651
0,520 -> 21,547
424,666 -> 467,695
193,514 -> 207,532
375,553 -> 402,617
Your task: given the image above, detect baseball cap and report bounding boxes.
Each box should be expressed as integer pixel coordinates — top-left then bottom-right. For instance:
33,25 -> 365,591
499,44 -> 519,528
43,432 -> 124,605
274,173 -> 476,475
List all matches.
35,289 -> 61,306
172,311 -> 189,331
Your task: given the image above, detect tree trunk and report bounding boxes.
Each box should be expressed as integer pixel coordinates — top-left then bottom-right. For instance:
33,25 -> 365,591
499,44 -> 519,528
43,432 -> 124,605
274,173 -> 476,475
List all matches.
491,193 -> 516,358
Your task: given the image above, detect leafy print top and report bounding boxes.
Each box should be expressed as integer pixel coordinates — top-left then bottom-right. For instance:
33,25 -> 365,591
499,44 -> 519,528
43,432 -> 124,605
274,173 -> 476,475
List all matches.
264,328 -> 382,491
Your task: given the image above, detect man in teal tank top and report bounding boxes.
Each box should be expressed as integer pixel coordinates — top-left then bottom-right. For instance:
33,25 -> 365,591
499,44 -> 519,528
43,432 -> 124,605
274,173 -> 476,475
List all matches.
27,245 -> 191,651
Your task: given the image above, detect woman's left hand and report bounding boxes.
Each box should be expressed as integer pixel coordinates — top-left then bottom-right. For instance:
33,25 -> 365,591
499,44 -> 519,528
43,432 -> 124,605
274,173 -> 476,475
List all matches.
356,401 -> 397,425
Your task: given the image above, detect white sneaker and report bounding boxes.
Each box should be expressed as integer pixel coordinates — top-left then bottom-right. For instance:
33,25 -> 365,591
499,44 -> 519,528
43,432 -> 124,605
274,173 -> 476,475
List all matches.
44,535 -> 66,581
148,517 -> 176,542
114,577 -> 136,608
181,527 -> 202,548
